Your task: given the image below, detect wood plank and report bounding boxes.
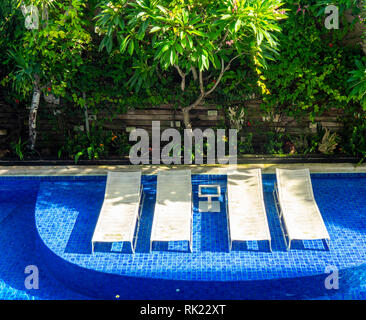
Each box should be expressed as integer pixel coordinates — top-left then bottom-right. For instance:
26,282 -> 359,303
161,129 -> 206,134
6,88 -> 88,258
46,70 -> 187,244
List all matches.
106,114 -> 223,121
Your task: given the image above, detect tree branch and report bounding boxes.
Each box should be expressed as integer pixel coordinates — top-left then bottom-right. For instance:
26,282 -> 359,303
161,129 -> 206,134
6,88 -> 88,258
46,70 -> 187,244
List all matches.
186,52 -> 248,115
191,66 -> 198,81
199,70 -> 205,95
216,30 -> 230,52
174,64 -> 186,91
205,52 -> 247,96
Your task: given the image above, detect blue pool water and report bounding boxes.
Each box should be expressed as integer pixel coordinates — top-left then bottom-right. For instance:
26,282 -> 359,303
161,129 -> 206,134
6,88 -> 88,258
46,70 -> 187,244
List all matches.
1,173 -> 366,299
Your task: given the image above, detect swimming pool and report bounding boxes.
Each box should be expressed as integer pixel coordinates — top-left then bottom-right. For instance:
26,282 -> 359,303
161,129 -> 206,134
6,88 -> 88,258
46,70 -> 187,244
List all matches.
1,173 -> 366,299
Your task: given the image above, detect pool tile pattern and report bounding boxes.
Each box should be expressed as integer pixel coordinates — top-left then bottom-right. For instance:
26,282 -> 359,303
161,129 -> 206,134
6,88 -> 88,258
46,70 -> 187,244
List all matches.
34,174 -> 366,282
1,173 -> 366,299
0,180 -> 89,299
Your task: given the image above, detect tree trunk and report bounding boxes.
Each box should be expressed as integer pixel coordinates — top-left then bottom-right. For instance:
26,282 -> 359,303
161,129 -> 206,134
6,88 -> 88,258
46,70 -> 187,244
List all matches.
29,80 -> 41,151
182,107 -> 192,129
83,92 -> 90,134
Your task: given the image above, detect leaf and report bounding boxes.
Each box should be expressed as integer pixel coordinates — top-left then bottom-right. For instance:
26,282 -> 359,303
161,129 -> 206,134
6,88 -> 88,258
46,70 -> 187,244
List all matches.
189,30 -> 205,37
137,20 -> 149,39
182,9 -> 189,25
161,43 -> 170,53
87,147 -> 93,159
170,49 -> 176,65
99,37 -> 106,51
220,14 -> 231,20
201,54 -> 209,70
316,7 -> 326,17
181,35 -> 187,48
198,56 -> 203,71
157,5 -> 167,14
187,35 -> 193,48
75,151 -> 83,164
128,40 -> 134,55
250,22 -> 257,34
106,37 -> 113,54
234,19 -> 242,33
150,26 -> 161,33
120,36 -> 130,52
175,42 -> 183,55
256,31 -> 263,45
355,59 -> 364,70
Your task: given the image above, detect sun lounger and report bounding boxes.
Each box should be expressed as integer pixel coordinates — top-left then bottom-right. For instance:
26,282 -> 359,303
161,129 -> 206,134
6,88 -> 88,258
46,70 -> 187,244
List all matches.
91,171 -> 144,254
226,169 -> 271,251
273,168 -> 330,250
150,170 -> 193,252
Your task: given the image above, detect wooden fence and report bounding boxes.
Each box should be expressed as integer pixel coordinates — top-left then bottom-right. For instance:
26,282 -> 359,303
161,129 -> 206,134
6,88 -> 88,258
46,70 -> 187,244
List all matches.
0,97 -> 345,155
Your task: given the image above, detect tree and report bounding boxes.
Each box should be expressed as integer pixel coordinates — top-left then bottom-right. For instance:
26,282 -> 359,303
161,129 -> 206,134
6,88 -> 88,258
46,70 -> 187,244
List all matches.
96,0 -> 287,128
3,0 -> 92,151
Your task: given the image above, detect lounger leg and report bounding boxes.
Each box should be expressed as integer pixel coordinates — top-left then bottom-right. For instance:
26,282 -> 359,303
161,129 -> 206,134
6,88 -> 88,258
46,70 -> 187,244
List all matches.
287,239 -> 292,251
150,240 -> 152,253
281,231 -> 289,251
131,241 -> 135,254
225,190 -> 232,253
269,240 -> 272,252
273,186 -> 291,251
92,242 -> 94,254
324,239 -> 330,251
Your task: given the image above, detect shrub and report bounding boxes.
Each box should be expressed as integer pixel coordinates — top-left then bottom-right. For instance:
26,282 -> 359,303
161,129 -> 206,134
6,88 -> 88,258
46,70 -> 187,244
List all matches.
262,0 -> 361,122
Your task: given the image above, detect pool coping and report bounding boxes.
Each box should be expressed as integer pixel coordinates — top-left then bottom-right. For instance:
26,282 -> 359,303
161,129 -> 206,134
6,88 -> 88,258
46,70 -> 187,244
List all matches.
0,154 -> 361,166
1,163 -> 366,176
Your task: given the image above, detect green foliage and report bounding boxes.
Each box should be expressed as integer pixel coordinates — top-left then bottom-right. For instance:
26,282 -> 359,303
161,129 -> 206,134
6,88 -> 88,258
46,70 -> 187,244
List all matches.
341,114 -> 366,163
349,120 -> 366,164
96,0 -> 287,97
58,122 -> 133,162
348,58 -> 366,110
291,135 -> 308,154
262,1 -> 360,121
59,124 -> 112,163
0,0 -> 365,160
264,132 -> 284,154
0,1 -> 24,83
11,137 -> 27,160
3,0 -> 92,99
111,131 -> 132,157
238,133 -> 254,154
314,0 -> 363,16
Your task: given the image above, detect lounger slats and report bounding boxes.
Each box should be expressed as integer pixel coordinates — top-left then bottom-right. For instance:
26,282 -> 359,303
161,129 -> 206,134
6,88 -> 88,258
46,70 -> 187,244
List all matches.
150,170 -> 192,251
152,203 -> 191,241
227,169 -> 271,250
92,171 -> 142,252
275,168 -> 330,246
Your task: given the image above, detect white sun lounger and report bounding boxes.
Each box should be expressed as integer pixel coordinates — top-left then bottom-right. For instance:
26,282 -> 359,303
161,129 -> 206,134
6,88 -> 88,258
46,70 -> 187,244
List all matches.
273,168 -> 330,251
226,169 -> 272,252
91,171 -> 144,254
150,170 -> 193,252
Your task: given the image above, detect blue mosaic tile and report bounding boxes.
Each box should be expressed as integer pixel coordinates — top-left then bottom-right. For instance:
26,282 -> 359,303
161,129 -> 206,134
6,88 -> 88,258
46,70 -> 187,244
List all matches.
0,180 -> 89,300
1,173 -> 366,299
